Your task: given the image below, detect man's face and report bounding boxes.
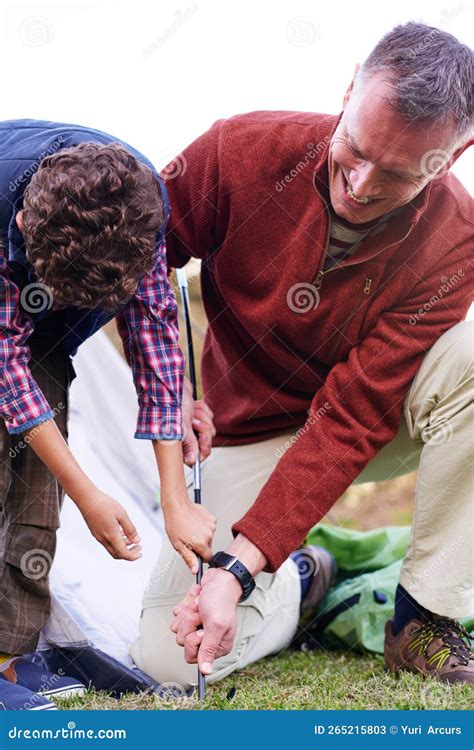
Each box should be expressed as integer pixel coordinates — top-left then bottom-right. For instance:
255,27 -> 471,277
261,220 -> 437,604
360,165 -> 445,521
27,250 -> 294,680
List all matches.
328,71 -> 458,224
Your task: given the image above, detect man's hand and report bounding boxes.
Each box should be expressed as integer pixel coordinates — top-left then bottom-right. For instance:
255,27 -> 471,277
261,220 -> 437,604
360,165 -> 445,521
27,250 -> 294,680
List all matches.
171,569 -> 242,674
163,495 -> 217,573
182,377 -> 216,466
170,534 -> 268,674
78,490 -> 142,561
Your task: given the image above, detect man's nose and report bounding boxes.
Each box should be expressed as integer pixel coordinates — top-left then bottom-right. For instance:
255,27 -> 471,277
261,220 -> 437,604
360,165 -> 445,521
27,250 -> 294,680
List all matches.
349,163 -> 383,198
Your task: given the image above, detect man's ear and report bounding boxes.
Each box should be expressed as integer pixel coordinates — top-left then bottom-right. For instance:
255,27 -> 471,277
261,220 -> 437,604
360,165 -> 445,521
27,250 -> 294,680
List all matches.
343,63 -> 360,110
15,210 -> 24,233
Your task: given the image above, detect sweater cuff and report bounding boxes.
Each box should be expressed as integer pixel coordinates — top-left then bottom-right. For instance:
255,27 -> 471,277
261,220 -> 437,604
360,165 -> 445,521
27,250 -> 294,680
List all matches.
231,517 -> 290,573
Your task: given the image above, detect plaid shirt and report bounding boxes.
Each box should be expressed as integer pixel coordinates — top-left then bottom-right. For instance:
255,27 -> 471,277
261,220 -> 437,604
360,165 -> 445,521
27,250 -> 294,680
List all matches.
116,240 -> 185,440
0,238 -> 185,440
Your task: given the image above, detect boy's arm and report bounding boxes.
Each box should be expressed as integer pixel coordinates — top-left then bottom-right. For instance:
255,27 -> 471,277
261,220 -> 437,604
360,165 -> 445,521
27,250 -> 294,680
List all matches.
117,239 -> 217,571
0,257 -> 140,561
153,439 -> 216,572
23,419 -> 141,560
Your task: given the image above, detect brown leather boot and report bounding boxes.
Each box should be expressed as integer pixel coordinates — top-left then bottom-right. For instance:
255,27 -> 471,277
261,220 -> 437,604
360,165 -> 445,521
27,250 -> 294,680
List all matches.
384,616 -> 474,684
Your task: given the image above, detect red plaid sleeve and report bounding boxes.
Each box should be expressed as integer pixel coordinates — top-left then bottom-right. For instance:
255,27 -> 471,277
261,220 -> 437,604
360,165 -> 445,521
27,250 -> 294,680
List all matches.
0,255 -> 55,434
116,239 -> 185,440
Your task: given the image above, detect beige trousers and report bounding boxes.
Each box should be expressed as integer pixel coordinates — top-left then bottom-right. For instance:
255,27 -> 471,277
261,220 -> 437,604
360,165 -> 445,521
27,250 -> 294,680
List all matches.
130,320 -> 473,688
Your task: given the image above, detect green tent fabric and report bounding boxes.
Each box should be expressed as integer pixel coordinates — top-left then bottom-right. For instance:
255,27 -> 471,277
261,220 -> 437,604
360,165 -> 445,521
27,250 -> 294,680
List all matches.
306,524 -> 411,574
298,524 -> 474,654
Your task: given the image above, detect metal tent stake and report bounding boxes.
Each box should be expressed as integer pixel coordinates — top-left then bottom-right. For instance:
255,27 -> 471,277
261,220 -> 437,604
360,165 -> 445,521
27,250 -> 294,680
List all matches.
176,267 -> 206,701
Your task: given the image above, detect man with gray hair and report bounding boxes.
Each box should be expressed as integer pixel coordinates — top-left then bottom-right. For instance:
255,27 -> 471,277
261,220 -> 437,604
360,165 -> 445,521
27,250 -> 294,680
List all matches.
131,22 -> 474,686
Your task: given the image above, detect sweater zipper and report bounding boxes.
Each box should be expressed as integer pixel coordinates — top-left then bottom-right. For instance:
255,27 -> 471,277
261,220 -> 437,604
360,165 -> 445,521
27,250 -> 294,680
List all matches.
312,211 -> 416,294
315,218 -> 416,359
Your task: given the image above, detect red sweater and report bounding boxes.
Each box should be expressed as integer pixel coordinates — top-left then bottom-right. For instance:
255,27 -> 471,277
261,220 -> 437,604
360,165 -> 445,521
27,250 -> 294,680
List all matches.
165,111 -> 473,571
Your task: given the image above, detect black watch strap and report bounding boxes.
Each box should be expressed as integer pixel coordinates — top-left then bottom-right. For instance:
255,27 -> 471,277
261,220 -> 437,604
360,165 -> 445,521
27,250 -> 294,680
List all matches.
208,551 -> 256,602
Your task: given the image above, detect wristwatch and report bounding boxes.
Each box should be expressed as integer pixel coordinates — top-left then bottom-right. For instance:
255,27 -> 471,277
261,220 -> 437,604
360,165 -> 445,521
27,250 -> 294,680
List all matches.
208,551 -> 256,602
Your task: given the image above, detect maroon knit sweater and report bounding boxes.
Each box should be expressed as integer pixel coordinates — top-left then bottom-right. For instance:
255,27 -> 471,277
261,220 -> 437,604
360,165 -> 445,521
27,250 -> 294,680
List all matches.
165,111 -> 473,571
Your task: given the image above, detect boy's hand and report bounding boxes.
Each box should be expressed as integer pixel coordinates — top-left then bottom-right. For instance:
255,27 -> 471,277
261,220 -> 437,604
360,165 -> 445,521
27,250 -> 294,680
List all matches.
182,378 -> 216,466
163,496 -> 217,574
79,490 -> 142,561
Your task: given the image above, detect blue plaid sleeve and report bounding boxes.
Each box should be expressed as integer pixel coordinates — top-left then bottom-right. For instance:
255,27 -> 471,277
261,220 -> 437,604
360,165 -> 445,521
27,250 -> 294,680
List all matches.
116,239 -> 185,440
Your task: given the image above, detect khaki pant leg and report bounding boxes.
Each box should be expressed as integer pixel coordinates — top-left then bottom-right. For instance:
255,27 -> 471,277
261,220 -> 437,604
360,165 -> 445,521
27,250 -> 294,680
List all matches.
399,320 -> 473,617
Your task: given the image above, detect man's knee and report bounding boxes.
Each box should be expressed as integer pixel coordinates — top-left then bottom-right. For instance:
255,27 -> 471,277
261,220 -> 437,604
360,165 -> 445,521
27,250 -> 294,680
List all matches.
405,319 -> 473,442
427,319 -> 473,372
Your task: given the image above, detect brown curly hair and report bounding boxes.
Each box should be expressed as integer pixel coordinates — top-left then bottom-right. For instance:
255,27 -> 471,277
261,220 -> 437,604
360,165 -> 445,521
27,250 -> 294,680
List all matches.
22,141 -> 164,310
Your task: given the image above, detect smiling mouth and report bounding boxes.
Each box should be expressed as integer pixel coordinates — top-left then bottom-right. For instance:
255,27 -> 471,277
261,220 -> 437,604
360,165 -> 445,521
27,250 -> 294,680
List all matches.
342,173 -> 379,206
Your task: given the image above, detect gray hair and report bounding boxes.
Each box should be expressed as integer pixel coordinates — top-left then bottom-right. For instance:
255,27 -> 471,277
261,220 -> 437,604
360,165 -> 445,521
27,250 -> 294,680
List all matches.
359,22 -> 473,142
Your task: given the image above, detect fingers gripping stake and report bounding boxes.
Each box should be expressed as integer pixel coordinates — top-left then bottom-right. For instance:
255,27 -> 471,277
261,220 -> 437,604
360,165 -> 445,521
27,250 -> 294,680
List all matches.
176,267 -> 206,701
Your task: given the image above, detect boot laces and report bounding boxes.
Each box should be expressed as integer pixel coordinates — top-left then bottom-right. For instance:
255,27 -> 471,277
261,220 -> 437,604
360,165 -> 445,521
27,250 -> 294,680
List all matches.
412,617 -> 473,667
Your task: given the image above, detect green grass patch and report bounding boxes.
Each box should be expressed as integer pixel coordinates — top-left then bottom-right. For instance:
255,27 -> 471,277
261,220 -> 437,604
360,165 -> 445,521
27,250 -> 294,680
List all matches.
55,649 -> 471,711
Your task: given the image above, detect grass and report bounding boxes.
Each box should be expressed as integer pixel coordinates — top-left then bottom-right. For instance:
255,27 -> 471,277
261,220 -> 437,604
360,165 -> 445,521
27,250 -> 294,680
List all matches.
55,649 -> 472,711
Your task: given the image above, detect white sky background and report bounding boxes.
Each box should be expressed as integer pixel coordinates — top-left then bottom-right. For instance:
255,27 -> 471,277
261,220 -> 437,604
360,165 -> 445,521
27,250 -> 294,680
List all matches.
1,0 -> 472,192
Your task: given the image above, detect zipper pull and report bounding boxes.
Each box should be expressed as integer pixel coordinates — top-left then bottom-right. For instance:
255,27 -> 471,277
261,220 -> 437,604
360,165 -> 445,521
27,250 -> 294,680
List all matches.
313,270 -> 324,290
364,277 -> 373,295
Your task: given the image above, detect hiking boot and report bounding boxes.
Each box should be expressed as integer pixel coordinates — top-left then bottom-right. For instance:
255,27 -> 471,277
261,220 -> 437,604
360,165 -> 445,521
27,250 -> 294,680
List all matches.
384,616 -> 474,684
298,545 -> 337,613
